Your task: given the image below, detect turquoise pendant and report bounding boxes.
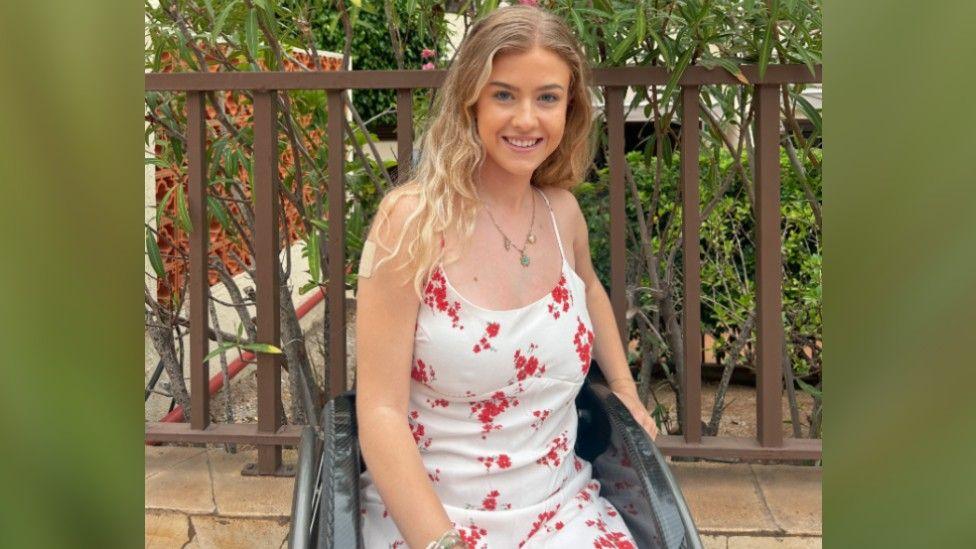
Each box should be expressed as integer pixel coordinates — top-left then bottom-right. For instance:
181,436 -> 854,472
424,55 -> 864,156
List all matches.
520,252 -> 530,267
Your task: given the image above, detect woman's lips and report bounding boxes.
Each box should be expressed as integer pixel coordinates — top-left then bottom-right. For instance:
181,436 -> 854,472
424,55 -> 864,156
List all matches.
502,136 -> 544,153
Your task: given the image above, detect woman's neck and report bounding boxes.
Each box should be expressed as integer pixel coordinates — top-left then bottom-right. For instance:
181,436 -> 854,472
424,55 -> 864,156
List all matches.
476,162 -> 534,215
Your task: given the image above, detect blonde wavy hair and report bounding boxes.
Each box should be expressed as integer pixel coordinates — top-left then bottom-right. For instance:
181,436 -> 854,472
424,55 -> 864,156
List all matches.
371,5 -> 594,299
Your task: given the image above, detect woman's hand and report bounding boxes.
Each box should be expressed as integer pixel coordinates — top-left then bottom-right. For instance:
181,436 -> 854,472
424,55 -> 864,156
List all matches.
610,384 -> 659,441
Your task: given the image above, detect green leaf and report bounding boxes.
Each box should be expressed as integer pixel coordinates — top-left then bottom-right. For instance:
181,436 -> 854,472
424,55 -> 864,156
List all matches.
245,8 -> 259,62
795,377 -> 821,399
758,0 -> 780,80
214,0 -> 238,39
207,195 -> 233,233
477,0 -> 498,18
156,184 -> 177,229
645,26 -> 671,62
306,228 -> 321,282
793,92 -> 822,135
145,157 -> 170,168
175,183 -> 193,233
635,2 -> 646,46
242,343 -> 283,354
146,226 -> 165,278
660,46 -> 694,108
593,0 -> 613,15
700,55 -> 750,85
610,24 -> 639,65
308,218 -> 328,233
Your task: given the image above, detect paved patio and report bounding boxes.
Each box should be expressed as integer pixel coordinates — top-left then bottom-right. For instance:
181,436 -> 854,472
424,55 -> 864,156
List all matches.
145,446 -> 821,548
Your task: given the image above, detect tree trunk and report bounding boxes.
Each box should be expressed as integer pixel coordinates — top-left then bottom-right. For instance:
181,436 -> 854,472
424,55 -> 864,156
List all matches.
147,321 -> 191,419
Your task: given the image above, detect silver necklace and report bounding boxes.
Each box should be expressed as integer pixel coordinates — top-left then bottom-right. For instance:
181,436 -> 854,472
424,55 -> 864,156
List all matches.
482,190 -> 537,267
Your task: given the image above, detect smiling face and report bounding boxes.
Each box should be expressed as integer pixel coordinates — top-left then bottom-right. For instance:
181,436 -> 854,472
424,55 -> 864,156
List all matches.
474,46 -> 572,181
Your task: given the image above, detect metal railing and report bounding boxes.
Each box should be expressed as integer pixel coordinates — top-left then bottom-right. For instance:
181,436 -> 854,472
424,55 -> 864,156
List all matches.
144,64 -> 823,472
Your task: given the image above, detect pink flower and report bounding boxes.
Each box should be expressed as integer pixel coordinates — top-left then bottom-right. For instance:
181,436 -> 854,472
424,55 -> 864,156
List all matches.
422,62 -> 435,71
421,48 -> 435,59
518,0 -> 539,5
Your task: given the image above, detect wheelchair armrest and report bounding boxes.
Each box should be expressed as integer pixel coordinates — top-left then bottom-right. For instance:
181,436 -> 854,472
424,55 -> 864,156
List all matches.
592,384 -> 703,549
315,390 -> 362,549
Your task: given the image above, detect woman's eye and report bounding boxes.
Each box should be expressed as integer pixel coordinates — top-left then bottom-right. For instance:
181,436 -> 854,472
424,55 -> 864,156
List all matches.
493,91 -> 513,101
539,93 -> 559,103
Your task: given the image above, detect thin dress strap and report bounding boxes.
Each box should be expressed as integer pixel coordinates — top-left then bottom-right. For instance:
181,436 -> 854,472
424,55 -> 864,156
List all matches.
534,187 -> 566,263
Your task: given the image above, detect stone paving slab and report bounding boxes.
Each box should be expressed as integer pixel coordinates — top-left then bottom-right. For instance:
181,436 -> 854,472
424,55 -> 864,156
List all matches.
671,462 -> 778,534
186,515 -> 290,548
145,447 -> 206,479
145,511 -> 191,548
702,534 -> 729,549
145,448 -> 215,514
209,448 -> 295,517
752,464 -> 822,536
727,535 -> 823,548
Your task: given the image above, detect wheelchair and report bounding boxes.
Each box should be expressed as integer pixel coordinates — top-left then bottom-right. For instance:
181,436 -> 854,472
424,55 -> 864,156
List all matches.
289,365 -> 703,548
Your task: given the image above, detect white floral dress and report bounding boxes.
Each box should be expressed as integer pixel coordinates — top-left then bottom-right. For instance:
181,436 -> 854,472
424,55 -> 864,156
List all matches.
360,188 -> 637,548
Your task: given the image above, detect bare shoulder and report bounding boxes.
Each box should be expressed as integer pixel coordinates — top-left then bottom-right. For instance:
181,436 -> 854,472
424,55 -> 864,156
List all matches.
370,184 -> 421,246
538,185 -> 586,233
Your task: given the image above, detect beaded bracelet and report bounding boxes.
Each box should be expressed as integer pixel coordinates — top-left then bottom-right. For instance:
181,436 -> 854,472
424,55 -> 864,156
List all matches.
424,528 -> 464,549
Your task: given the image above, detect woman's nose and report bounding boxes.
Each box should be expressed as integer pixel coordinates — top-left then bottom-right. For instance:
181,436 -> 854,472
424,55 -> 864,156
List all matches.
511,100 -> 538,130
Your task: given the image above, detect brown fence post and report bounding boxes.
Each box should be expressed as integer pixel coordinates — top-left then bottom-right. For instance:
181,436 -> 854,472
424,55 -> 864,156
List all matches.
680,85 -> 703,444
604,86 -> 627,348
253,90 -> 284,474
754,83 -> 784,448
327,90 -> 348,399
187,91 -> 210,431
396,88 -> 414,182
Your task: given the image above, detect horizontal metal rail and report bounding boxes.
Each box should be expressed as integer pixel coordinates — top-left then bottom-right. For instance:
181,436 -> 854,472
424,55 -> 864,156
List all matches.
145,422 -> 304,445
145,64 -> 821,91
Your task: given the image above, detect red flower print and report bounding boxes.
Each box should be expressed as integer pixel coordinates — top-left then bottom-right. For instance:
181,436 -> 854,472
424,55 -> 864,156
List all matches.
423,267 -> 464,330
476,453 -> 513,473
586,511 -> 636,548
455,521 -> 489,549
425,397 -> 449,408
574,455 -> 584,472
408,410 -> 432,450
411,358 -> 436,387
536,430 -> 570,468
592,532 -> 636,549
478,489 -> 513,511
511,343 -> 547,382
472,321 -> 501,353
392,540 -> 406,548
574,483 -> 594,509
546,274 -> 573,320
517,504 -> 562,548
530,409 -> 552,431
574,315 -> 595,374
427,468 -> 441,483
469,391 -> 520,439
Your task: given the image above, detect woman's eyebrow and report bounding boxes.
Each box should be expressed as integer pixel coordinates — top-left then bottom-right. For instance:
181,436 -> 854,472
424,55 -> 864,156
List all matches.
488,81 -> 565,92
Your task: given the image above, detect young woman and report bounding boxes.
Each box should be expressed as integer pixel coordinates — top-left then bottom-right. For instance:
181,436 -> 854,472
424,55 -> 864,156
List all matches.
355,5 -> 658,548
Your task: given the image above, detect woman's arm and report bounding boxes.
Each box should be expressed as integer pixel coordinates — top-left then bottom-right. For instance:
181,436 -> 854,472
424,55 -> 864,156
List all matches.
565,189 -> 659,440
356,192 -> 457,548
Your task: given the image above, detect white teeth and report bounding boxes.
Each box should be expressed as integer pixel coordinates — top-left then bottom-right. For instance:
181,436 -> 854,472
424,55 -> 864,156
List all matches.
505,137 -> 540,148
